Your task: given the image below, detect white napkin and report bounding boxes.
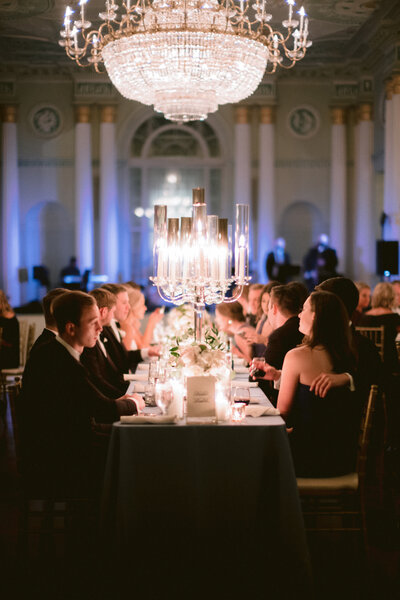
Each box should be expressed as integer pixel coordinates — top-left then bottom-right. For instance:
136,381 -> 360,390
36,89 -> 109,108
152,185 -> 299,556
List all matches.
233,358 -> 245,366
120,414 -> 177,424
136,364 -> 149,371
231,381 -> 258,388
132,383 -> 147,393
123,373 -> 148,382
245,405 -> 280,417
234,366 -> 249,374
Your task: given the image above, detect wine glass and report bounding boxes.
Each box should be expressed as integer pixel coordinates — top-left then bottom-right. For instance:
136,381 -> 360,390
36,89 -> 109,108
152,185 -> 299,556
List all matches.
233,387 -> 250,405
155,382 -> 173,415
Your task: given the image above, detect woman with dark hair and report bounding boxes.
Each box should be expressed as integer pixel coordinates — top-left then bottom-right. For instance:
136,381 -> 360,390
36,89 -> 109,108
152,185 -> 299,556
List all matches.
0,290 -> 19,369
278,290 -> 357,477
215,301 -> 255,364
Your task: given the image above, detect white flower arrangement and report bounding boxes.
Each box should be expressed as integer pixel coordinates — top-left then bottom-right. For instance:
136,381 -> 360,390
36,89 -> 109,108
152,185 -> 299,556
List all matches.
153,304 -> 211,344
169,323 -> 233,382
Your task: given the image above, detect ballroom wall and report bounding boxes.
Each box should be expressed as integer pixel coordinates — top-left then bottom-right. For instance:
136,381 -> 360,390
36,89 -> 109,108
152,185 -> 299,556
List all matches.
0,63 -> 395,304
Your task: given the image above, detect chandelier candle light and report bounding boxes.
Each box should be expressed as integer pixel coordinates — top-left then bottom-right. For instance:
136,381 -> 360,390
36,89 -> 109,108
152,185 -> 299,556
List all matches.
60,0 -> 312,122
151,188 -> 250,340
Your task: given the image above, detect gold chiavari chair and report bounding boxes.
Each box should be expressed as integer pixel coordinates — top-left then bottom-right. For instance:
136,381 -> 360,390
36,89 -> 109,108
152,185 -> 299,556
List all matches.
297,384 -> 378,555
355,326 -> 385,362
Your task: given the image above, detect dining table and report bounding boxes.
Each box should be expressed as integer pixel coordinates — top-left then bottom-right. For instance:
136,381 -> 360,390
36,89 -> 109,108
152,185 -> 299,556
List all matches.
99,373 -> 312,599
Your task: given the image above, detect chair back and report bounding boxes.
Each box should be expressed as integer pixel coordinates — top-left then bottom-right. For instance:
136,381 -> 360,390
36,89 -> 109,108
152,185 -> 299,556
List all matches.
27,323 -> 36,357
355,326 -> 385,362
356,384 -> 378,480
17,320 -> 29,367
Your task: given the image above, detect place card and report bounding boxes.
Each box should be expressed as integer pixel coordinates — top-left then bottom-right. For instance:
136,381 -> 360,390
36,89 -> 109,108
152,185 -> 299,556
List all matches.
186,375 -> 216,418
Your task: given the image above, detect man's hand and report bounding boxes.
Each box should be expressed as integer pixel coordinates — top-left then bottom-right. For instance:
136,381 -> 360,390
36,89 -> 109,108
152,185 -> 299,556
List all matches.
125,393 -> 146,412
310,372 -> 351,398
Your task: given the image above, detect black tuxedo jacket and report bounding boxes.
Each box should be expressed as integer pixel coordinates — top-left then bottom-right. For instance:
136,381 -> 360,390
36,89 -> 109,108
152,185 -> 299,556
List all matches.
81,341 -> 129,398
264,316 -> 303,370
29,328 -> 56,356
101,325 -> 142,374
20,338 -> 136,496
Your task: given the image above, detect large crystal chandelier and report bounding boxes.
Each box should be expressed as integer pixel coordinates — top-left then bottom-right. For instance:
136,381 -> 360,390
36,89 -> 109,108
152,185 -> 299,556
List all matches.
152,188 -> 250,340
60,0 -> 312,122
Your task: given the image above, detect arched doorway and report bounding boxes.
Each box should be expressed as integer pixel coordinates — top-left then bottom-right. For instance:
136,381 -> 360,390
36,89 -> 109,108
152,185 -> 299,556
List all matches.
127,116 -> 225,284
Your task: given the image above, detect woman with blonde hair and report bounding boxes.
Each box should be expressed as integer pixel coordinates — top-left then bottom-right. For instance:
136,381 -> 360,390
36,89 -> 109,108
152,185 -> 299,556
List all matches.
359,282 -> 400,374
0,290 -> 19,369
119,285 -> 164,351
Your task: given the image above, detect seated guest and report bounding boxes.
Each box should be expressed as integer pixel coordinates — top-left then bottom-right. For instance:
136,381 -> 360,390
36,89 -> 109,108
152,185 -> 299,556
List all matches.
120,286 -> 164,351
234,284 -> 249,319
29,288 -> 70,355
20,291 -> 140,497
101,283 -> 159,373
244,281 -> 280,357
246,283 -> 264,328
215,301 -> 254,364
359,282 -> 400,375
250,284 -> 305,402
393,280 -> 400,316
352,281 -> 371,325
278,291 -> 357,477
81,288 -> 129,398
0,289 -> 19,369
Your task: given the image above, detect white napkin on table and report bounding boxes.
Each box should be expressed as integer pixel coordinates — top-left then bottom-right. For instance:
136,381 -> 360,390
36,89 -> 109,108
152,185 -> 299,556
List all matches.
123,373 -> 148,382
132,383 -> 147,394
120,414 -> 177,424
234,366 -> 249,374
232,381 -> 258,388
245,405 -> 280,417
136,364 -> 149,371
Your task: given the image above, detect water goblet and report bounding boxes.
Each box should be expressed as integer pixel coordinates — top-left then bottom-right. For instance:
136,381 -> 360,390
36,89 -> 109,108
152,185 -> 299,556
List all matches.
233,386 -> 250,406
155,382 -> 174,415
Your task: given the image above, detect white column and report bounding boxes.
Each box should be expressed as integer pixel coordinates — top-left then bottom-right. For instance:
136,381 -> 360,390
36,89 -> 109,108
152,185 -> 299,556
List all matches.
1,105 -> 20,306
257,106 -> 276,282
391,74 -> 400,243
234,105 -> 251,207
329,107 -> 347,272
353,103 -> 375,281
99,105 -> 119,282
75,105 -> 94,272
383,79 -> 394,239
234,106 -> 252,272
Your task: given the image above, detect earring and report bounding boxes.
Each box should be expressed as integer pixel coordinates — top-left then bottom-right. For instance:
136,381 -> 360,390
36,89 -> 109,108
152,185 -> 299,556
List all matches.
228,319 -> 232,325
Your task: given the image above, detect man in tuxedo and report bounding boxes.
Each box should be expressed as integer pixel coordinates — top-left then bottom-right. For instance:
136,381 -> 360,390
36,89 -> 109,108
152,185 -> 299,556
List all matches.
101,283 -> 159,373
81,288 -> 129,397
29,287 -> 70,355
251,284 -> 305,403
20,291 -> 141,497
303,234 -> 338,291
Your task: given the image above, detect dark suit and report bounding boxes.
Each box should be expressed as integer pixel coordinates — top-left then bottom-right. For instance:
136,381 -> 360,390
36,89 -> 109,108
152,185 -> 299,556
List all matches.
81,341 -> 129,398
258,316 -> 303,404
29,327 -> 56,356
265,316 -> 303,369
101,325 -> 142,374
20,338 -> 136,496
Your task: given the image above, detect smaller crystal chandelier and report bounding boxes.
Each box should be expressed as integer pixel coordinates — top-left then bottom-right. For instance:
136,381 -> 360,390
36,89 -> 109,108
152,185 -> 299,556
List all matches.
60,0 -> 312,123
151,188 -> 250,340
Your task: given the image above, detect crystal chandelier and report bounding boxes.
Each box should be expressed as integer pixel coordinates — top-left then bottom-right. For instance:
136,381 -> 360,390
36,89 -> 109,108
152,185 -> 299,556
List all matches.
60,0 -> 312,122
151,188 -> 250,340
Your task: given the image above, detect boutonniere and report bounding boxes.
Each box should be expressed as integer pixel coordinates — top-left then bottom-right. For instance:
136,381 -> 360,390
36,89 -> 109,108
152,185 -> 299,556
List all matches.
103,337 -> 108,344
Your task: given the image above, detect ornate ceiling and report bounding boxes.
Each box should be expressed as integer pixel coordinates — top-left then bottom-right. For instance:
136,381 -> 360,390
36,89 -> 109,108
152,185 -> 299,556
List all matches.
0,0 -> 399,76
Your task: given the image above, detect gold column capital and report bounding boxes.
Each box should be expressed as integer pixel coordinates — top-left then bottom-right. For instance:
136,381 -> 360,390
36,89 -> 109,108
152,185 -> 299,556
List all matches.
75,105 -> 92,123
330,107 -> 346,125
392,73 -> 400,95
385,78 -> 394,100
358,103 -> 373,122
259,106 -> 275,124
235,105 -> 250,124
1,105 -> 18,123
100,105 -> 117,123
